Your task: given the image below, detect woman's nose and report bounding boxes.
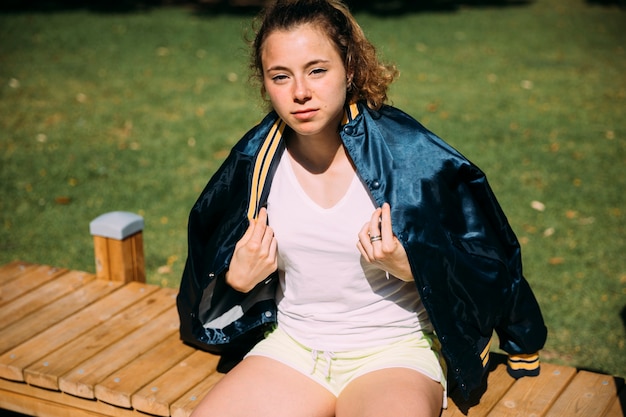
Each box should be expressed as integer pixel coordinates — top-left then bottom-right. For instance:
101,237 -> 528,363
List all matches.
293,78 -> 311,102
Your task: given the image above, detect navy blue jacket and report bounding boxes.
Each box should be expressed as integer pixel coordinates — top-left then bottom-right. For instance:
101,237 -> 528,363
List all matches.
177,102 -> 547,398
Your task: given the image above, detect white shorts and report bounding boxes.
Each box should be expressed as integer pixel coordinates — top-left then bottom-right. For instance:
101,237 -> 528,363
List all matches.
246,326 -> 447,407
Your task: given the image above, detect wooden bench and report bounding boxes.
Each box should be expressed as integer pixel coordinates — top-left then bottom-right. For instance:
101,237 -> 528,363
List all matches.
0,212 -> 624,417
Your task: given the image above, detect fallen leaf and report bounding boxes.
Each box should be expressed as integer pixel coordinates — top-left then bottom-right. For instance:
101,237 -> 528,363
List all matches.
157,265 -> 172,274
426,102 -> 439,112
521,80 -> 533,90
167,255 -> 178,266
531,200 -> 546,212
549,257 -> 565,265
54,196 -> 71,205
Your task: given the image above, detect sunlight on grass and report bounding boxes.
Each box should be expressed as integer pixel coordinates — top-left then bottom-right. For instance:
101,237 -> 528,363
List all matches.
1,0 -> 624,378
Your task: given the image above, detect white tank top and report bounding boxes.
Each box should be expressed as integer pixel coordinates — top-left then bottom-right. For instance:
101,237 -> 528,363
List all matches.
266,151 -> 431,351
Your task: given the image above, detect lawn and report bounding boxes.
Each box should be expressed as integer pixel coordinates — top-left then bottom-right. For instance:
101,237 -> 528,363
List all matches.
1,0 -> 624,378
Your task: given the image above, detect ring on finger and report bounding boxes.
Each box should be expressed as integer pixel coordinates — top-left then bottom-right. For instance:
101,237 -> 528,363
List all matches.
369,235 -> 382,242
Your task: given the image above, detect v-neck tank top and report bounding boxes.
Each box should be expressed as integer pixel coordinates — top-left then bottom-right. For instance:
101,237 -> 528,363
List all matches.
266,151 -> 431,352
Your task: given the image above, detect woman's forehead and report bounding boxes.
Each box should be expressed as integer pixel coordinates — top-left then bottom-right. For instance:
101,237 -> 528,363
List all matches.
261,24 -> 339,62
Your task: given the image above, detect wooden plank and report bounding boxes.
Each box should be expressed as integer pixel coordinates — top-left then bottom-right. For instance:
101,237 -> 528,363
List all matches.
0,283 -> 158,381
95,332 -> 197,409
0,269 -> 95,330
170,371 -> 224,417
0,260 -> 37,285
442,361 -> 516,417
59,304 -> 179,399
545,370 -> 624,417
131,350 -> 220,417
0,264 -> 67,306
0,278 -> 122,360
0,378 -> 147,417
487,363 -> 577,417
603,384 -> 625,417
23,287 -> 176,391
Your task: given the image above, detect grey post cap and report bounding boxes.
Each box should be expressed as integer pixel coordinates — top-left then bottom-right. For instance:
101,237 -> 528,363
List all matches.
89,211 -> 144,240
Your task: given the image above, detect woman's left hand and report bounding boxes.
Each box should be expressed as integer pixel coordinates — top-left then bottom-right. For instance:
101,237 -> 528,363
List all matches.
357,203 -> 414,282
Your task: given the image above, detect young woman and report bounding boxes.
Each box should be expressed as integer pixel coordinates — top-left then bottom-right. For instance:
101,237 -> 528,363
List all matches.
177,1 -> 547,416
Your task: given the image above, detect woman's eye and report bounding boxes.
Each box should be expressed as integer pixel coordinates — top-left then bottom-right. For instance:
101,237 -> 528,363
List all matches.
271,74 -> 288,82
310,68 -> 327,76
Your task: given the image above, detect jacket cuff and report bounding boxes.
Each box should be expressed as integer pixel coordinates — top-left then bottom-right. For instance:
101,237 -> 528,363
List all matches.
507,352 -> 541,378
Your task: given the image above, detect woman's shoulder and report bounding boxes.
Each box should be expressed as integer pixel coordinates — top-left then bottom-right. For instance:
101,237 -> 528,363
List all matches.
361,103 -> 466,159
231,111 -> 281,154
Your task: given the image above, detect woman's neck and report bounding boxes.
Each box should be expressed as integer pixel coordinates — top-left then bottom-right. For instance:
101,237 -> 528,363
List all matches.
286,129 -> 346,175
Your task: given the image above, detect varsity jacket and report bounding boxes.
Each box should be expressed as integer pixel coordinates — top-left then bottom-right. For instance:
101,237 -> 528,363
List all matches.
176,101 -> 548,399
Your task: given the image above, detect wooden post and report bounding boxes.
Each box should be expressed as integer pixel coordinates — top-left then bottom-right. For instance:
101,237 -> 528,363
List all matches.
90,211 -> 145,283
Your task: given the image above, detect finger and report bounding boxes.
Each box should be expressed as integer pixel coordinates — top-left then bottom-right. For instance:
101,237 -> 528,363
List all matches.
263,227 -> 278,271
257,206 -> 268,225
251,207 -> 269,242
358,221 -> 370,243
268,231 -> 278,261
357,222 -> 375,259
261,225 -> 275,250
238,216 -> 257,246
368,207 -> 383,240
356,240 -> 372,262
380,203 -> 394,244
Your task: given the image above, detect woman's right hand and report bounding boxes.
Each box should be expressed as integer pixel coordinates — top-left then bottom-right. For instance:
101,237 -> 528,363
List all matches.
225,207 -> 278,293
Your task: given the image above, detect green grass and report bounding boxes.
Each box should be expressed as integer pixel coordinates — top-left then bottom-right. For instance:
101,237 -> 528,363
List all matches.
1,0 -> 624,378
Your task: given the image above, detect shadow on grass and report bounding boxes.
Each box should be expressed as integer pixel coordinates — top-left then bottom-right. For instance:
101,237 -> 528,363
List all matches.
194,0 -> 533,16
0,0 -> 533,15
586,0 -> 625,6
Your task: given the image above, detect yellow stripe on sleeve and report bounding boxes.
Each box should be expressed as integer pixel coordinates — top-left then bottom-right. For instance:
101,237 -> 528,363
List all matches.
247,120 -> 285,220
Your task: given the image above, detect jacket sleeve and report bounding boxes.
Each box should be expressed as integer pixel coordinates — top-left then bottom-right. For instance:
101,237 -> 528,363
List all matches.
177,150 -> 249,346
176,142 -> 279,371
457,163 -> 548,377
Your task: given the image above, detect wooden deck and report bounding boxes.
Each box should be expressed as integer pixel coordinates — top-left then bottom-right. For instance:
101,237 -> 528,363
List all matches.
0,260 -> 624,417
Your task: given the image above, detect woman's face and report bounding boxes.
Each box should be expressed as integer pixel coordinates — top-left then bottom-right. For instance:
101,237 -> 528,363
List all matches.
261,23 -> 348,142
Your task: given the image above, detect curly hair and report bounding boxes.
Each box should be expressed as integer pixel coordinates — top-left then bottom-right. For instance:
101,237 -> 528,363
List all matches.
249,0 -> 398,110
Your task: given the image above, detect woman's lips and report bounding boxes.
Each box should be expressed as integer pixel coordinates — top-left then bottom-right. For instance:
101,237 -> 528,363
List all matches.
292,108 -> 318,120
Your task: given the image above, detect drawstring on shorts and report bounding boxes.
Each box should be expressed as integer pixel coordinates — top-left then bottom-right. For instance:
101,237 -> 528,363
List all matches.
310,349 -> 336,380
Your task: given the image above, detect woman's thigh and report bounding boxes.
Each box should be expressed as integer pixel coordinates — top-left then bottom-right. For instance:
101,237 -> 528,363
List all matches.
335,368 -> 443,417
190,355 -> 336,417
